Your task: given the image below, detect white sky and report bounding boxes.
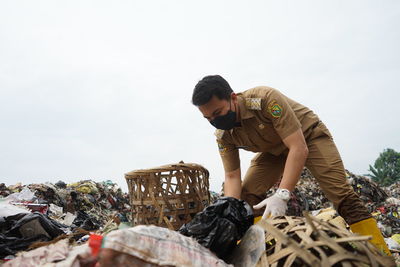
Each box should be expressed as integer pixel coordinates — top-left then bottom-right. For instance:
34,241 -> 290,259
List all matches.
1,1 -> 399,192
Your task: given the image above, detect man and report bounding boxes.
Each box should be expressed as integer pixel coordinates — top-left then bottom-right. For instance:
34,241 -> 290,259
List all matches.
192,75 -> 390,255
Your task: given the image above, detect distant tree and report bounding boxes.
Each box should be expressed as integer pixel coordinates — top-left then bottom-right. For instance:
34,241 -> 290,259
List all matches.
367,148 -> 400,186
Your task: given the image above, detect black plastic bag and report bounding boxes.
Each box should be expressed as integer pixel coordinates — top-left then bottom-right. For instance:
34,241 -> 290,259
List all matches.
71,210 -> 100,230
179,197 -> 253,260
0,212 -> 67,257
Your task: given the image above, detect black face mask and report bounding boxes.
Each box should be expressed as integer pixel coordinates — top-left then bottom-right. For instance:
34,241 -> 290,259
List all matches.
210,101 -> 237,130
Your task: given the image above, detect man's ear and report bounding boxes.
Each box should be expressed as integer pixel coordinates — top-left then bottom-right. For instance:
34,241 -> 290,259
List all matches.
230,92 -> 238,104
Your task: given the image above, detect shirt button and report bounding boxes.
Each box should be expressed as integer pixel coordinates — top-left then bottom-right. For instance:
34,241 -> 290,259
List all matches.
259,124 -> 265,129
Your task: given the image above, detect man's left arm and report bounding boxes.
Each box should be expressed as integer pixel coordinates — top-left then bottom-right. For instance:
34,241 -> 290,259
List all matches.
253,128 -> 308,218
253,88 -> 308,218
261,88 -> 308,190
279,128 -> 309,192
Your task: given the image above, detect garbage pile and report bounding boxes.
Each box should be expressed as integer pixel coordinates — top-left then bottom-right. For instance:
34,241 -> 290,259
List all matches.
0,180 -> 131,262
345,171 -> 400,239
386,182 -> 400,199
2,168 -> 400,266
264,168 -> 332,216
347,170 -> 388,203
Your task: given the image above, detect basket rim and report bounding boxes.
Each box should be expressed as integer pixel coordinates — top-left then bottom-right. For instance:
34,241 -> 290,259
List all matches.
125,162 -> 208,177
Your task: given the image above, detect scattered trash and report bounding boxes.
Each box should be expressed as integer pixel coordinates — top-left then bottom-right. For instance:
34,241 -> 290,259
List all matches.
88,233 -> 103,257
386,237 -> 400,251
77,234 -> 90,244
0,212 -> 67,258
62,212 -> 76,226
5,187 -> 35,203
0,201 -> 30,217
0,179 -> 131,262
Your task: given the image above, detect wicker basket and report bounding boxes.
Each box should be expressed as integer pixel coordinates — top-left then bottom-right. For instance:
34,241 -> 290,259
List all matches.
125,162 -> 210,230
256,213 -> 395,267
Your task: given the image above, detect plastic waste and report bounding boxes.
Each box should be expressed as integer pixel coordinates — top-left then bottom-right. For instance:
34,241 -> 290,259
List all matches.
385,237 -> 400,250
63,212 -> 77,226
5,188 -> 35,203
49,204 -> 63,217
89,234 -> 103,257
0,212 -> 67,258
0,202 -> 30,217
391,233 -> 400,245
179,197 -> 253,260
71,211 -> 100,230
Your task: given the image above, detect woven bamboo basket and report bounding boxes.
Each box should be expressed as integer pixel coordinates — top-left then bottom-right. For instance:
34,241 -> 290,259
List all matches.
125,162 -> 210,230
256,213 -> 395,267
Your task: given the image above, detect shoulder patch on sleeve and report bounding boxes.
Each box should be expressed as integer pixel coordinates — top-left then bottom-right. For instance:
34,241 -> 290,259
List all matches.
214,129 -> 225,139
245,98 -> 262,110
267,100 -> 283,118
217,140 -> 227,155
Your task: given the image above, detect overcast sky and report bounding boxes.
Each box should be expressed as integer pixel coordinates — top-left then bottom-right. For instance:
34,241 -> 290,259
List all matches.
1,1 -> 399,192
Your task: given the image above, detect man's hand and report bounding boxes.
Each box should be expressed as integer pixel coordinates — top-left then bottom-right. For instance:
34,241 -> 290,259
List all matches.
253,194 -> 288,219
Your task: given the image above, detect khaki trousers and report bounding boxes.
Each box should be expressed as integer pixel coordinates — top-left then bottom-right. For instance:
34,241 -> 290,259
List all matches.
241,121 -> 371,225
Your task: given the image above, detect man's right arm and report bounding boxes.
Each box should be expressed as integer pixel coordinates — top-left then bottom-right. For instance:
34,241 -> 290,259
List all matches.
224,168 -> 241,199
215,130 -> 241,198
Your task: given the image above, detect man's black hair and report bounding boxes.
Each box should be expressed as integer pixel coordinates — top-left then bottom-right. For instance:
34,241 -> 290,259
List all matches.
192,75 -> 233,106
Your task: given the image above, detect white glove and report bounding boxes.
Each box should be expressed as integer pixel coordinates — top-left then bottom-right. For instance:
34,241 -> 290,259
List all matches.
253,194 -> 288,219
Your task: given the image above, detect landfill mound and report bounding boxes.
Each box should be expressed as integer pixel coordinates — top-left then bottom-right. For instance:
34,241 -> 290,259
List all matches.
272,168 -> 400,240
1,170 -> 400,265
0,180 -> 131,260
1,180 -> 130,225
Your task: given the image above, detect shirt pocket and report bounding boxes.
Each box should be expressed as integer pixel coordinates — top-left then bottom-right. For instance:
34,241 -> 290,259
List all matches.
255,122 -> 281,144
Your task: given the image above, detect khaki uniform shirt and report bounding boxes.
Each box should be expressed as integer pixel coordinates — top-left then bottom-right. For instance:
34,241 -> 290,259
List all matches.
216,86 -> 320,172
